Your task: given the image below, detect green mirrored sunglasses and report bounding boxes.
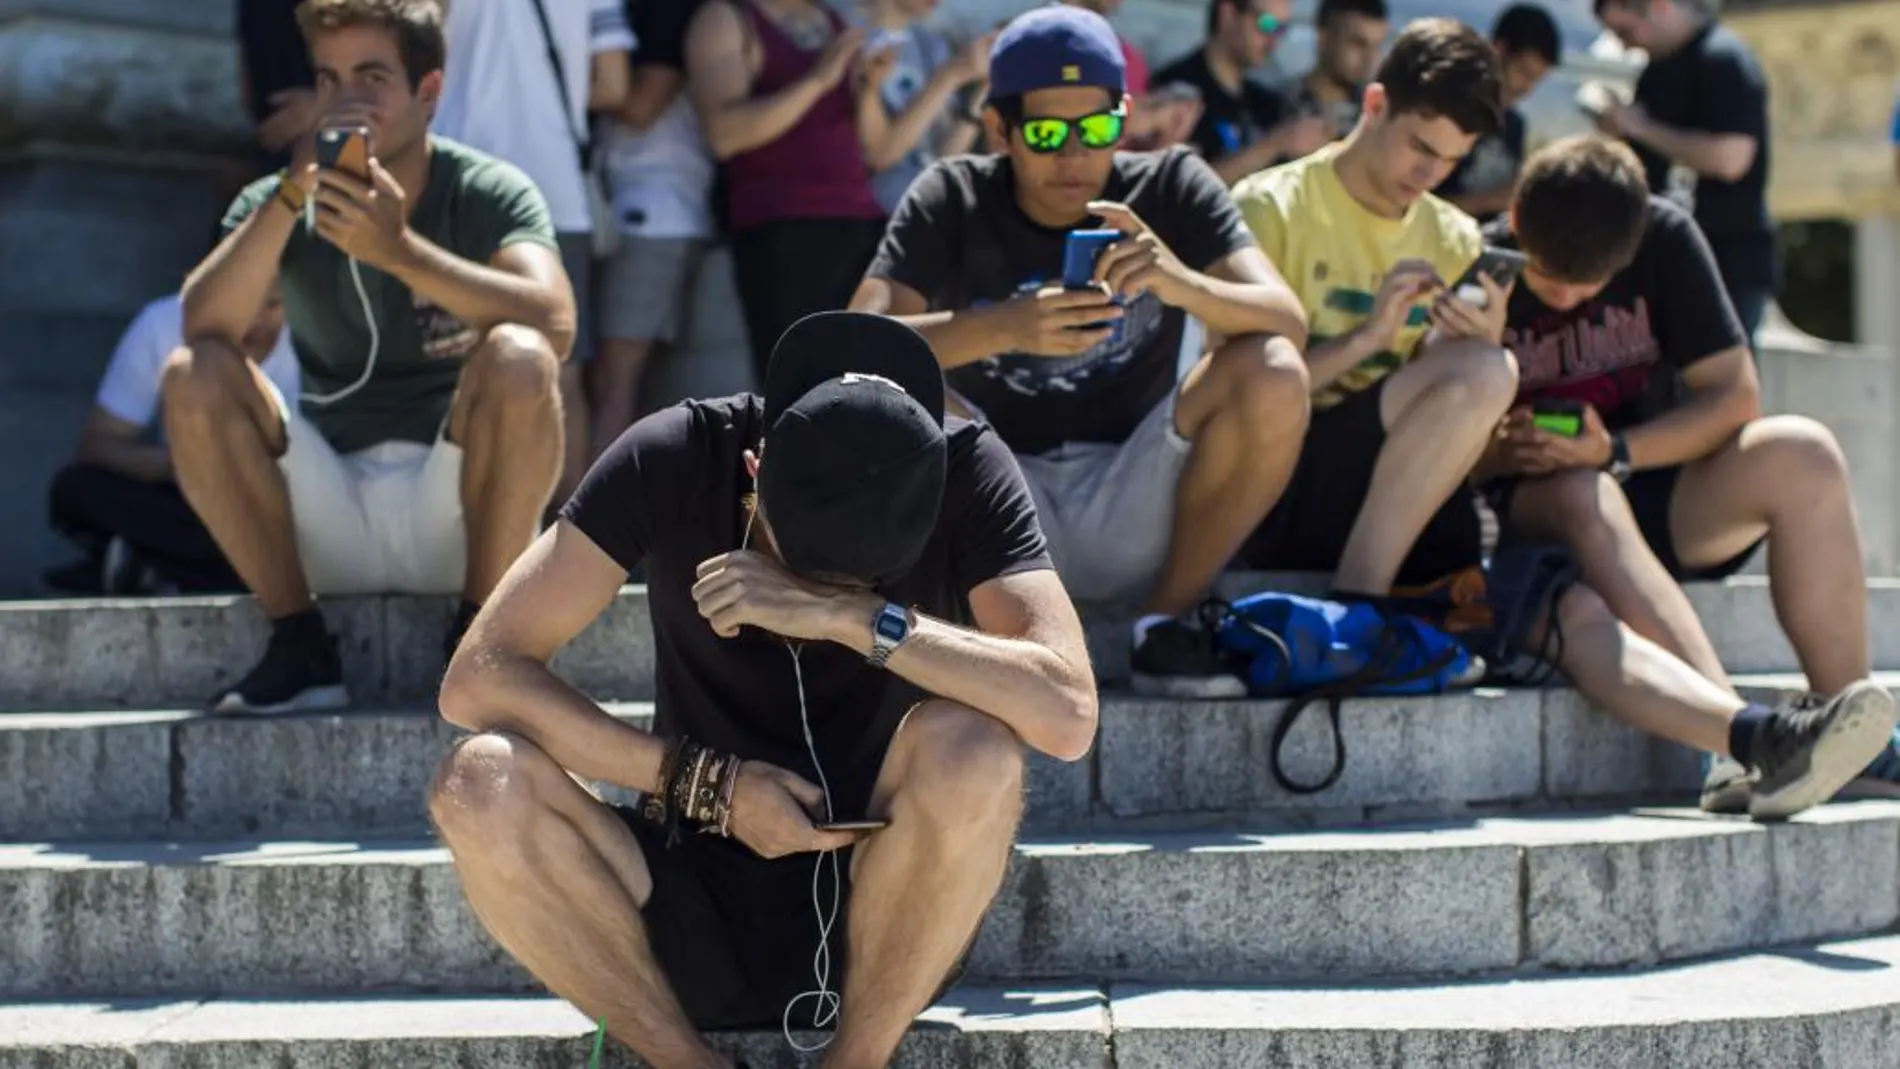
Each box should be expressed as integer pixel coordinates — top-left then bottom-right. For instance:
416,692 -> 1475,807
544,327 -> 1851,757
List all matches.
1017,109 -> 1127,154
1256,12 -> 1289,37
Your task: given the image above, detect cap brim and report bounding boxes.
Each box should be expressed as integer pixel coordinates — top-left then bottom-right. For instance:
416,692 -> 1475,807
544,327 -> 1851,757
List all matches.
762,311 -> 946,429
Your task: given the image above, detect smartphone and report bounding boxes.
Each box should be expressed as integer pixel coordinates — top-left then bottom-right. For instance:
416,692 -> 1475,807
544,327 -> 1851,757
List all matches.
316,125 -> 372,179
815,819 -> 890,833
1062,228 -> 1124,344
1450,246 -> 1530,307
1531,397 -> 1584,438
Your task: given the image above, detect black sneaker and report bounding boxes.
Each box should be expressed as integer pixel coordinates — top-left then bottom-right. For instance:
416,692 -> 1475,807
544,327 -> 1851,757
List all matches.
1748,680 -> 1898,821
210,625 -> 350,715
1130,610 -> 1247,700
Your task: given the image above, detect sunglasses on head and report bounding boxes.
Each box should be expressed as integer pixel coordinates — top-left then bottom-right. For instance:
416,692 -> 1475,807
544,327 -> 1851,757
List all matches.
1013,107 -> 1127,153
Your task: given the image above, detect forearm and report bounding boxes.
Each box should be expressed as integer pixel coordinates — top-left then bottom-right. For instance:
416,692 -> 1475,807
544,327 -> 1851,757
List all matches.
1627,118 -> 1752,182
824,598 -> 1098,762
1623,382 -> 1760,470
702,75 -> 826,159
1303,323 -> 1385,388
386,233 -> 575,357
1169,273 -> 1309,347
440,650 -> 669,792
891,305 -> 1011,368
76,439 -> 172,483
865,70 -> 961,170
939,113 -> 982,157
621,69 -> 683,131
182,197 -> 297,344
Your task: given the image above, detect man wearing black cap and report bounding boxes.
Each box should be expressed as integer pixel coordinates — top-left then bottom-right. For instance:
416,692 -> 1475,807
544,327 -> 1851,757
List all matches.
430,310 -> 1095,1068
853,4 -> 1311,699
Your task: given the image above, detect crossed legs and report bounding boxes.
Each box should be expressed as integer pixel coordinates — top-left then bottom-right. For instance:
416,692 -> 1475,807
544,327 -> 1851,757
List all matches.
429,700 -> 1024,1069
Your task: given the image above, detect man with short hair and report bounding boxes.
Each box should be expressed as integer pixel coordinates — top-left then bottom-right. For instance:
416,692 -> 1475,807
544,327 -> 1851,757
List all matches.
431,311 -> 1096,1069
166,0 -> 573,713
1593,0 -> 1776,340
1235,17 -> 1515,598
1482,134 -> 1900,813
1435,2 -> 1559,221
1291,0 -> 1389,142
1152,0 -> 1331,184
853,5 -> 1314,698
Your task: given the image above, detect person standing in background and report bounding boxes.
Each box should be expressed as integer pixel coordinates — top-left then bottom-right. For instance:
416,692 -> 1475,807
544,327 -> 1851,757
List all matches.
858,0 -> 994,215
1291,0 -> 1388,142
1593,0 -> 1777,341
686,0 -> 893,385
432,0 -> 635,508
1153,0 -> 1330,185
592,0 -> 717,459
238,0 -> 319,176
1434,2 -> 1559,222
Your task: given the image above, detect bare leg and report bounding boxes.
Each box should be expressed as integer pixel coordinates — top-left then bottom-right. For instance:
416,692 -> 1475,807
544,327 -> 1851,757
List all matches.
1509,469 -> 1732,689
554,362 -> 589,512
448,325 -> 565,603
1335,339 -> 1518,595
587,337 -> 657,461
823,701 -> 1026,1069
430,732 -> 730,1069
160,340 -> 309,617
1669,416 -> 1868,694
1146,334 -> 1311,616
1542,583 -> 1744,755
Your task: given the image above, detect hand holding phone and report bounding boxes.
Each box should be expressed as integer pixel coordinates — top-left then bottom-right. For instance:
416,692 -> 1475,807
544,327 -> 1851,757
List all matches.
1529,397 -> 1583,438
315,125 -> 373,179
1061,228 -> 1126,345
1449,247 -> 1529,309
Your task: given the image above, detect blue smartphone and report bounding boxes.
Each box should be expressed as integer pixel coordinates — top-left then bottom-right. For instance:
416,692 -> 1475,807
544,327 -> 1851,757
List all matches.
1062,229 -> 1124,344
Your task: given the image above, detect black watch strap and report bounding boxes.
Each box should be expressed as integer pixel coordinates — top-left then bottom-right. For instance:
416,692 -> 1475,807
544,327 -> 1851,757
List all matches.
1605,432 -> 1632,483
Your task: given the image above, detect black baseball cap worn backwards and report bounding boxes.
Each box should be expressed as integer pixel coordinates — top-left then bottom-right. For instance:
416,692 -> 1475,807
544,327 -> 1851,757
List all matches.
757,311 -> 948,586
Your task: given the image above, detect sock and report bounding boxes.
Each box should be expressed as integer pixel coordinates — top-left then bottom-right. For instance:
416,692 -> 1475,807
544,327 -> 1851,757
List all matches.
271,608 -> 327,646
1132,613 -> 1174,645
1728,702 -> 1775,767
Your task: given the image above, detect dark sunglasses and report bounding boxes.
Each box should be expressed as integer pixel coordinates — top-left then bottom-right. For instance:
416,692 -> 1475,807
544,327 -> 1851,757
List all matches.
1015,108 -> 1127,154
1256,11 -> 1289,37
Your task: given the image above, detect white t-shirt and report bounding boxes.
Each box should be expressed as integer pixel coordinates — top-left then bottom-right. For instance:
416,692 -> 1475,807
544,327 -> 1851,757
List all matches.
432,0 -> 636,234
96,295 -> 300,432
599,0 -> 714,240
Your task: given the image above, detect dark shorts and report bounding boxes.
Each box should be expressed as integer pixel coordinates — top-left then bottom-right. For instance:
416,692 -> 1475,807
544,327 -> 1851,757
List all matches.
557,231 -> 597,364
1490,465 -> 1762,582
1241,377 -> 1486,585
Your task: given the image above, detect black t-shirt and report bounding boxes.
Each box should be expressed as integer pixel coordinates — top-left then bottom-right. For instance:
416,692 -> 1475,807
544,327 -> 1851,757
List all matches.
559,394 -> 1051,813
1435,108 -> 1526,211
866,147 -> 1257,457
1631,22 -> 1778,290
1153,50 -> 1298,166
237,0 -> 315,173
1488,196 -> 1747,430
626,0 -> 697,67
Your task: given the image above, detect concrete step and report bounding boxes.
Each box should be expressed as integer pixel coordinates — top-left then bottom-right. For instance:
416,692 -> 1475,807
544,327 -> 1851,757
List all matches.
0,685 -> 1733,842
0,985 -> 1111,1069
9,935 -> 1900,1068
5,804 -> 1896,998
6,576 -> 1896,709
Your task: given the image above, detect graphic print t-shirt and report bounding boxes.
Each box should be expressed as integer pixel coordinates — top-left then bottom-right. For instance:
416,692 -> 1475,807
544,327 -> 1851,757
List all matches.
559,394 -> 1051,813
1234,144 -> 1481,409
1153,50 -> 1297,167
1488,196 -> 1747,430
223,137 -> 557,453
865,147 -> 1256,457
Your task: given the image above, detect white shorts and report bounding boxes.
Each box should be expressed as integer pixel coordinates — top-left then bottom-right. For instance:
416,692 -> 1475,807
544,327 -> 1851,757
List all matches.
270,386 -> 466,596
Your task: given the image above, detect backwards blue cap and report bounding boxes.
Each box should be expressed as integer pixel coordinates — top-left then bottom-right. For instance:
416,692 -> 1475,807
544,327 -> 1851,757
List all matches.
986,5 -> 1127,102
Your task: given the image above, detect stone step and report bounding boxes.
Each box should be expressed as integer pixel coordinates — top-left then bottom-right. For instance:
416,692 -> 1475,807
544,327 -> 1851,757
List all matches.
5,804 -> 1895,999
6,576 -> 1896,709
9,935 -> 1900,1068
0,685 -> 1731,842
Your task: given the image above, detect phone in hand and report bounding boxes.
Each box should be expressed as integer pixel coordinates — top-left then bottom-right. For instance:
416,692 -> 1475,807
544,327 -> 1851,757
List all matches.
814,819 -> 890,833
1450,246 -> 1530,308
1530,397 -> 1584,438
316,125 -> 373,179
1062,228 -> 1124,344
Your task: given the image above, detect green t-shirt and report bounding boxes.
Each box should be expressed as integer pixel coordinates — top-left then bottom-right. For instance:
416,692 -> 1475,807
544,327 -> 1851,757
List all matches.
223,136 -> 557,453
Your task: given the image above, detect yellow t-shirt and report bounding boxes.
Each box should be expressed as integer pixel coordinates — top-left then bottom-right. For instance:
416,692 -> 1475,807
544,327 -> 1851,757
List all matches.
1233,145 -> 1482,410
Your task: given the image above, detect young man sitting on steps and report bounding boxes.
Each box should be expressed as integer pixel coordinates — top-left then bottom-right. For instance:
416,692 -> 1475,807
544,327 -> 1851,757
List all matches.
431,312 -> 1095,1069
1481,135 -> 1900,813
166,0 -> 572,714
851,5 -> 1313,699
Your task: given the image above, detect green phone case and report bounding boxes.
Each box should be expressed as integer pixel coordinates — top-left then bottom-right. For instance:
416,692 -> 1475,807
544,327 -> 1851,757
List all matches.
1532,412 -> 1582,438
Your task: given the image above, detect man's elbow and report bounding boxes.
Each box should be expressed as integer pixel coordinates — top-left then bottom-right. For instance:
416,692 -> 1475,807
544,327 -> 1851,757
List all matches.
1713,142 -> 1758,183
1038,669 -> 1100,763
437,655 -> 489,730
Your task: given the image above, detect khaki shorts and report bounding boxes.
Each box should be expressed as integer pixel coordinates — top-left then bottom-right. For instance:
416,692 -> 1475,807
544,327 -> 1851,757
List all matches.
269,384 -> 466,596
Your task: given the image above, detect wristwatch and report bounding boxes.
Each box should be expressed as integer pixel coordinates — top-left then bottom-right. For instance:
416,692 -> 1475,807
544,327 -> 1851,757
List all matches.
867,602 -> 912,669
1604,432 -> 1633,484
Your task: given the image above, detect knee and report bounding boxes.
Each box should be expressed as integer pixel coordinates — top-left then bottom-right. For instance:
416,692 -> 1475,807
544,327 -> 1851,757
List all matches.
159,340 -> 247,423
427,731 -> 554,847
1754,415 -> 1850,492
1552,580 -> 1617,640
892,701 -> 1025,832
466,325 -> 561,409
1430,339 -> 1520,417
1209,334 -> 1312,435
1522,470 -> 1620,550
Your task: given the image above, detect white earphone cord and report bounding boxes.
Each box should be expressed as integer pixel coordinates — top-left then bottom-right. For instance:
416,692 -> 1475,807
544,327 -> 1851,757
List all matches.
743,505 -> 844,1052
299,199 -> 379,407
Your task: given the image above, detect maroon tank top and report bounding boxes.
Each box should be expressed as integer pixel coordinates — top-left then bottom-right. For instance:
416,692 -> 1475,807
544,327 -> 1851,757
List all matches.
724,0 -> 883,229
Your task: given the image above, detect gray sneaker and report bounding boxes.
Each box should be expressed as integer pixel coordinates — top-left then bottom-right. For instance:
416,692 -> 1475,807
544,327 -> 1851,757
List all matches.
1749,680 -> 1900,821
1699,753 -> 1755,815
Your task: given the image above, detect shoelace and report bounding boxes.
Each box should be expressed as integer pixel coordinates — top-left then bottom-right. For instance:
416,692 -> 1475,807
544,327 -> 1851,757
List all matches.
1756,692 -> 1831,766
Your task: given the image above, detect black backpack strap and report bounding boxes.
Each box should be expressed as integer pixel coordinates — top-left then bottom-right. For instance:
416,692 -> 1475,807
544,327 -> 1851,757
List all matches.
526,0 -> 592,168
